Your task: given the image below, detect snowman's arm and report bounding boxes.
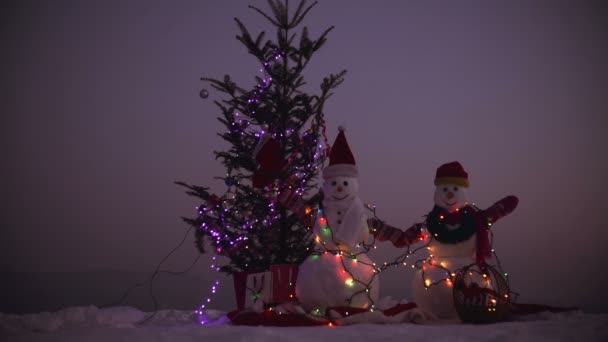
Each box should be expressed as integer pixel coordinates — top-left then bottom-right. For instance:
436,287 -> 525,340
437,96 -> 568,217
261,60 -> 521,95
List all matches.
483,195 -> 519,224
277,188 -> 318,227
367,218 -> 423,248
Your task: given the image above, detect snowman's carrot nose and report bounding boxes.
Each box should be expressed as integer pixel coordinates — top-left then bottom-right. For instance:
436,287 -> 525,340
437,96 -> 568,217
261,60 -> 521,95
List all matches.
337,186 -> 343,192
447,192 -> 454,199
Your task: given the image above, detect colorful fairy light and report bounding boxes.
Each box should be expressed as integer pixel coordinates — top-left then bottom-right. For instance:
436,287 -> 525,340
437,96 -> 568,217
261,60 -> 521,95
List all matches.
293,199 -> 518,316
188,38 -> 339,319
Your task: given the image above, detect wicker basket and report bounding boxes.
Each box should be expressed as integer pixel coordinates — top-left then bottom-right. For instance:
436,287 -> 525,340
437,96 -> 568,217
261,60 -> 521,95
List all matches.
452,263 -> 511,324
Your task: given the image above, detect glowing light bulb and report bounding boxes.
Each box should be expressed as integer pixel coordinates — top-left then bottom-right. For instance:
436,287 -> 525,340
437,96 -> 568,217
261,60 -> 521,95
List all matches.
345,278 -> 355,287
425,279 -> 431,287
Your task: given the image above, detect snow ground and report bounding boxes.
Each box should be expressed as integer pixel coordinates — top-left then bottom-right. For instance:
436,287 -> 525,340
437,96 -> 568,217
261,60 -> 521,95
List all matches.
1,306 -> 607,342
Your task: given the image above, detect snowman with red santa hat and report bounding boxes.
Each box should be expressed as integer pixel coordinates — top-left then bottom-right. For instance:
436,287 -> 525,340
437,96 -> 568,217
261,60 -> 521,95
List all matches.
371,161 -> 518,322
295,127 -> 380,313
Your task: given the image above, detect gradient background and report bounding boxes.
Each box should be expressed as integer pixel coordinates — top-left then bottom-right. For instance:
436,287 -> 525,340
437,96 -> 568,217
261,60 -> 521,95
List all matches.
2,0 -> 607,314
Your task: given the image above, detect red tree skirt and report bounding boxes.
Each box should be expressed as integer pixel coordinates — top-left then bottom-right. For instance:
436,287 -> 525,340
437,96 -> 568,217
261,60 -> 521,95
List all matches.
227,303 -> 419,326
227,309 -> 330,326
227,302 -> 579,326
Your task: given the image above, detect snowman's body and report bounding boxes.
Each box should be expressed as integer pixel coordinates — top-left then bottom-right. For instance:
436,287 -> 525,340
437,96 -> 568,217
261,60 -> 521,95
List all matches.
412,183 -> 490,321
370,161 -> 517,322
296,175 -> 379,312
412,232 -> 484,320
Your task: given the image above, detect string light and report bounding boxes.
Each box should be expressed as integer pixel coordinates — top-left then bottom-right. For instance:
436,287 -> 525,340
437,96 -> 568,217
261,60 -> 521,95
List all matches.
189,46 -> 334,321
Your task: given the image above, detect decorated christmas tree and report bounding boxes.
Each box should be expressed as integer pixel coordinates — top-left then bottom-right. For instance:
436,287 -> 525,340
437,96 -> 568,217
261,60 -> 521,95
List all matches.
177,0 -> 346,275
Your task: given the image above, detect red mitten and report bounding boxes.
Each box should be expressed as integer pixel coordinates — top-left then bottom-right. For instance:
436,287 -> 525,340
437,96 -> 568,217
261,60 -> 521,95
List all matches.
368,218 -> 422,248
484,195 -> 519,224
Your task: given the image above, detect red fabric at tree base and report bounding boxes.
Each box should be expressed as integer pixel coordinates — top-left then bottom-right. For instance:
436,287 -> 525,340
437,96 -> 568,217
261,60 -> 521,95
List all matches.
227,302 -> 578,326
227,309 -> 330,326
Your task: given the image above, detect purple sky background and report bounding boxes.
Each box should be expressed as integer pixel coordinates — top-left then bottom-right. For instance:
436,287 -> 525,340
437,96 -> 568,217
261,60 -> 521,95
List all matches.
2,0 -> 608,312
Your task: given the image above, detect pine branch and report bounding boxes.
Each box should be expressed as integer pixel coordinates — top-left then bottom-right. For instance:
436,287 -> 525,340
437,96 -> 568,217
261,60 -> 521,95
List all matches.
248,3 -> 280,27
179,0 -> 343,273
290,1 -> 317,28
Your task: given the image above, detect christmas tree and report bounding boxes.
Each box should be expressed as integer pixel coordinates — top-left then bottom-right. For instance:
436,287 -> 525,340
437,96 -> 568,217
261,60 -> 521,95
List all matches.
177,0 -> 346,274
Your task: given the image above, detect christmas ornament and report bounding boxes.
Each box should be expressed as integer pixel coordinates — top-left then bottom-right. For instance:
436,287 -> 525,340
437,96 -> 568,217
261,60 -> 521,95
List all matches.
296,127 -> 379,312
225,177 -> 236,186
199,89 -> 209,99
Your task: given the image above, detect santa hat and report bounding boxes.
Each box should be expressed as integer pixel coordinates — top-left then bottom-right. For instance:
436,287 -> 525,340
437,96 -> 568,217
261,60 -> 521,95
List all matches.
434,161 -> 469,187
323,126 -> 358,179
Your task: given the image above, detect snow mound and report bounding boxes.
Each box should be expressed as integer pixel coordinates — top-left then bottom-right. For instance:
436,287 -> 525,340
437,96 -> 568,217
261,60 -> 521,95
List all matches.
0,306 -> 147,333
1,306 -> 608,342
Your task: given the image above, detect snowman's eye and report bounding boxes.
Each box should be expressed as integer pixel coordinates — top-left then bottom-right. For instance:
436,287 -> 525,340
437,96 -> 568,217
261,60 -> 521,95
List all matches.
453,187 -> 458,191
331,181 -> 337,186
443,187 -> 447,192
343,181 -> 348,186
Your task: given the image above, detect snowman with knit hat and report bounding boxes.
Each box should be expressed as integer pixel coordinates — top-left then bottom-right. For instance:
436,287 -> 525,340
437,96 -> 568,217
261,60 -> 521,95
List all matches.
295,127 -> 379,313
371,161 -> 518,321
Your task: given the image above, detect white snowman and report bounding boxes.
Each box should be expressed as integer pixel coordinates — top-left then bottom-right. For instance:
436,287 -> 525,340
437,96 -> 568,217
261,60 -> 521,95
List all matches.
410,161 -> 518,321
296,127 -> 379,313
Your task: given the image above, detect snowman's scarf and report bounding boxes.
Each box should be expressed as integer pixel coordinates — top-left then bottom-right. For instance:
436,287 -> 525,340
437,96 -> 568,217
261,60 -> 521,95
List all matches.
322,197 -> 367,248
425,205 -> 492,264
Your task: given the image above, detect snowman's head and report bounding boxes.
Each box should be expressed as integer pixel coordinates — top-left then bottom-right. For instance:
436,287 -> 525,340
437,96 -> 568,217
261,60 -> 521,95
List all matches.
323,176 -> 359,202
433,183 -> 468,212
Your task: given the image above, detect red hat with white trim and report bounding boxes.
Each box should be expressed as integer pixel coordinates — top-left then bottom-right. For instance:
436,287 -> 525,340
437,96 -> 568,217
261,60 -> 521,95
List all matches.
434,161 -> 469,187
323,126 -> 358,179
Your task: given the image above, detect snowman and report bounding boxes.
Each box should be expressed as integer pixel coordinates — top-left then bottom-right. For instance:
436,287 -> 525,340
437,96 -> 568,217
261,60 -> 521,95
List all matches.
296,127 -> 379,313
371,161 -> 518,321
